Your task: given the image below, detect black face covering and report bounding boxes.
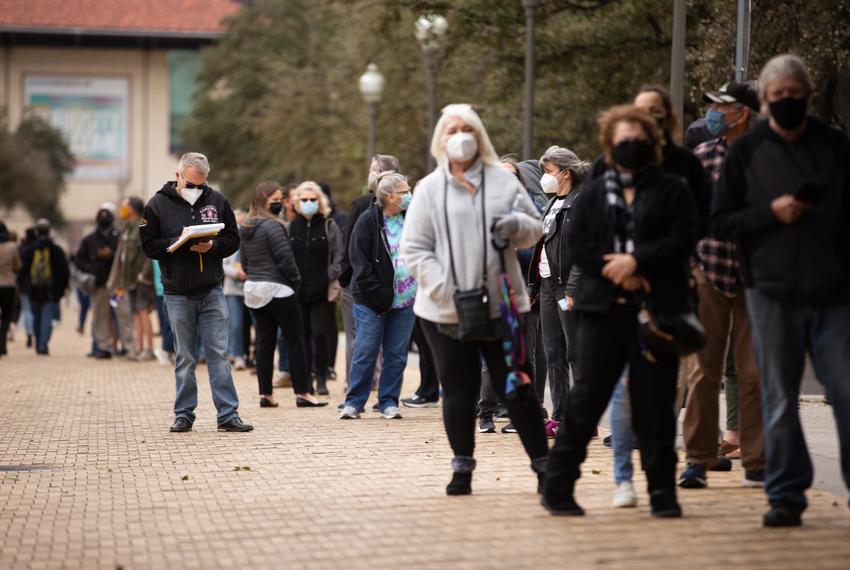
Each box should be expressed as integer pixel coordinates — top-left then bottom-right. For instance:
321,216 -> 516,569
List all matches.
769,96 -> 808,130
268,202 -> 284,216
96,215 -> 112,230
611,139 -> 656,171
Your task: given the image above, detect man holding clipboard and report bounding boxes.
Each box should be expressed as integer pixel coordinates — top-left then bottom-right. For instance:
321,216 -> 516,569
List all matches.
140,152 -> 252,433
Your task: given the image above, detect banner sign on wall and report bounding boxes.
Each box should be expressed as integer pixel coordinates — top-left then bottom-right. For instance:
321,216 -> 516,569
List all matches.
25,76 -> 129,181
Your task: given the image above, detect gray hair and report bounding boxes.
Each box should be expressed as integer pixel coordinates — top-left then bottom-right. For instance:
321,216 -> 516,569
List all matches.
178,152 -> 210,176
538,145 -> 590,187
374,172 -> 408,207
758,54 -> 813,101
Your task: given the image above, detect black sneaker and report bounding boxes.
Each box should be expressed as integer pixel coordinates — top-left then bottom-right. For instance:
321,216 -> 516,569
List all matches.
94,351 -> 112,360
742,470 -> 765,488
401,394 -> 439,408
170,417 -> 193,433
650,489 -> 682,518
217,417 -> 254,432
763,503 -> 803,527
501,423 -> 518,434
603,435 -> 612,448
709,457 -> 733,472
679,463 -> 708,489
478,416 -> 496,433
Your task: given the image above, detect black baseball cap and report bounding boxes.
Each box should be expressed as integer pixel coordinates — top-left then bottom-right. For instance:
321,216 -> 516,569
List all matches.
703,81 -> 759,112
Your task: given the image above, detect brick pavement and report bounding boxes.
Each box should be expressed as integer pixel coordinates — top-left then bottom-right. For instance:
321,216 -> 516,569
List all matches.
2,320 -> 850,570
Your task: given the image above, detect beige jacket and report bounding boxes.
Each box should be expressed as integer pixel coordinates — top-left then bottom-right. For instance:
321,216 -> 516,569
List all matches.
0,241 -> 22,288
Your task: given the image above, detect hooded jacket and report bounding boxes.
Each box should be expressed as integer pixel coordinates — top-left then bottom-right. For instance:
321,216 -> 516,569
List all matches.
349,204 -> 397,314
340,192 -> 375,288
711,117 -> 850,305
75,216 -> 120,288
19,236 -> 70,302
139,181 -> 239,295
239,218 -> 301,290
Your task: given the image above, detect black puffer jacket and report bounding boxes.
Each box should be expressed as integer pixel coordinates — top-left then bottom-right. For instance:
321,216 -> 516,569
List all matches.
239,218 -> 301,290
568,167 -> 699,314
349,204 -> 396,314
140,182 -> 239,295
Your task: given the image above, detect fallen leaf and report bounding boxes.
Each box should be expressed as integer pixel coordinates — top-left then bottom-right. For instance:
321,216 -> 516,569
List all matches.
591,469 -> 601,475
181,475 -> 189,481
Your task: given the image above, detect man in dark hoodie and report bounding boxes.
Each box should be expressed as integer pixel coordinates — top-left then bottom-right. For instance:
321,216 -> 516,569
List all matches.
75,203 -> 120,359
18,218 -> 69,355
712,55 -> 850,528
140,152 -> 251,433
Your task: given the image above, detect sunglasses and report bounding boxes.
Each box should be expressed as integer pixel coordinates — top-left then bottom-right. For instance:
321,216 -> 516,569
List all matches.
179,173 -> 208,190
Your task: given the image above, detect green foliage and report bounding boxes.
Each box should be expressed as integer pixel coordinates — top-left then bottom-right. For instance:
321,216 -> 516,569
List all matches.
184,0 -> 849,209
0,110 -> 74,225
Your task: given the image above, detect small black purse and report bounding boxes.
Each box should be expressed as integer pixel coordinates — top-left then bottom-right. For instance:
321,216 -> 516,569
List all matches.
637,305 -> 706,357
440,169 -> 498,341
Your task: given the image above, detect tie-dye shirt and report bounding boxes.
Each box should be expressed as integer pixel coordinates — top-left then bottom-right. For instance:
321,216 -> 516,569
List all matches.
384,213 -> 417,309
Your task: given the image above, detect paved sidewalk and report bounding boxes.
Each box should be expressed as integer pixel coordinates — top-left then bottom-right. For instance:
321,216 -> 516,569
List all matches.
1,321 -> 850,570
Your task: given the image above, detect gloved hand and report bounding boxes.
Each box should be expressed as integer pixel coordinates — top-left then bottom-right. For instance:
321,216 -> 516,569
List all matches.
492,214 -> 522,241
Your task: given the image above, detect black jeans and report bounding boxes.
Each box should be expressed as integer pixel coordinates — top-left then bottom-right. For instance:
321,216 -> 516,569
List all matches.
0,286 -> 15,355
539,278 -> 573,419
421,320 -> 548,461
301,300 -> 331,383
252,297 -> 310,395
326,303 -> 339,374
412,317 -> 439,402
546,304 -> 679,496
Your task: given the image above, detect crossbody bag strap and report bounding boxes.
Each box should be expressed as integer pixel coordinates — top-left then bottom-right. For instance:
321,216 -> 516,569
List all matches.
443,168 -> 488,290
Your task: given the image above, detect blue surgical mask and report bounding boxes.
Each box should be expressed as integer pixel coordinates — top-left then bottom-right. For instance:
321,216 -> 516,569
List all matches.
399,193 -> 412,211
300,200 -> 319,216
706,109 -> 729,137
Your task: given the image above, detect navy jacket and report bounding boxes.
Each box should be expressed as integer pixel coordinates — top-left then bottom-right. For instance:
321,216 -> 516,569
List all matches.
349,204 -> 396,314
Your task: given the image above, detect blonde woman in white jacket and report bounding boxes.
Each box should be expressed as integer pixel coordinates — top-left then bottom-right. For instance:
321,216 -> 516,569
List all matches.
401,104 -> 548,496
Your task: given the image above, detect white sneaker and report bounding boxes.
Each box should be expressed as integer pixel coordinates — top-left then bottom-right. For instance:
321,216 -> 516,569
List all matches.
339,405 -> 361,420
612,481 -> 638,508
154,348 -> 171,366
380,406 -> 403,420
274,371 -> 292,388
233,356 -> 247,371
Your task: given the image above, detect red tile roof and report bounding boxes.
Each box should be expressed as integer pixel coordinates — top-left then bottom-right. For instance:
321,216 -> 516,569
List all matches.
0,0 -> 242,35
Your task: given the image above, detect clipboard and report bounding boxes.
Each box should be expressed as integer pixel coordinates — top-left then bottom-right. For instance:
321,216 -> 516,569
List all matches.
167,223 -> 225,253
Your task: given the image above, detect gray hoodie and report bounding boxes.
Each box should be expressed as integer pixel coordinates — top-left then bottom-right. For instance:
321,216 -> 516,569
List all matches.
400,160 -> 543,324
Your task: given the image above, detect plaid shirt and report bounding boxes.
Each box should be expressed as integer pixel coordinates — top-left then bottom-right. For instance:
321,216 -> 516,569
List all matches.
694,138 -> 740,297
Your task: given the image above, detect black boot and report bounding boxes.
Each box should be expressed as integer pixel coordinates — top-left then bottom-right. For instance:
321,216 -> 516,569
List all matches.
541,474 -> 584,516
650,489 -> 682,518
446,456 -> 475,496
316,376 -> 329,396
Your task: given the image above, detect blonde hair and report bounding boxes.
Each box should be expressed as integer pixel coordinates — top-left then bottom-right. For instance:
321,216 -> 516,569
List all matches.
430,104 -> 500,168
293,181 -> 331,217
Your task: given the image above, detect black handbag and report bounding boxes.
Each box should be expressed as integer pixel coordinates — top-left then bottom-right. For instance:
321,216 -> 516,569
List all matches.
440,169 -> 498,341
637,305 -> 706,357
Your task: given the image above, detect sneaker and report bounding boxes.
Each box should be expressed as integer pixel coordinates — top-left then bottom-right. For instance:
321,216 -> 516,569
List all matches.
679,463 -> 708,489
273,371 -> 292,388
650,489 -> 682,518
401,394 -> 439,408
603,434 -> 613,448
339,405 -> 361,420
763,503 -> 803,527
154,348 -> 171,366
501,423 -> 518,434
380,406 -> 403,420
612,481 -> 638,508
478,416 -> 496,433
371,402 -> 381,413
742,470 -> 765,488
709,456 -> 733,472
232,356 -> 247,371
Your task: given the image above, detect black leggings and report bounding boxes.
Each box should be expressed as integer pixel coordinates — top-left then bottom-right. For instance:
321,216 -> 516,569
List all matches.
421,319 -> 548,461
546,305 -> 679,495
412,318 -> 439,401
251,297 -> 310,395
0,286 -> 15,355
301,300 -> 331,382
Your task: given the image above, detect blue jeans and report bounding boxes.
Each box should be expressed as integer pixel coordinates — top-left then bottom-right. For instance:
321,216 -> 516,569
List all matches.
76,289 -> 91,330
31,300 -> 57,352
164,286 -> 240,424
225,295 -> 245,358
610,373 -> 636,485
20,293 -> 34,336
155,296 -> 174,353
747,289 -> 850,510
345,304 -> 415,412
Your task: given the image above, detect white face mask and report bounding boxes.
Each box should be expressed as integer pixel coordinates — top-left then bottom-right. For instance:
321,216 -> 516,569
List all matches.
181,187 -> 203,206
445,132 -> 478,163
540,173 -> 560,194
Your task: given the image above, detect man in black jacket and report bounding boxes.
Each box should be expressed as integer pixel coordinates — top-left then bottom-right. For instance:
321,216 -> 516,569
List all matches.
75,203 -> 120,359
712,55 -> 850,528
140,152 -> 252,433
19,219 -> 70,355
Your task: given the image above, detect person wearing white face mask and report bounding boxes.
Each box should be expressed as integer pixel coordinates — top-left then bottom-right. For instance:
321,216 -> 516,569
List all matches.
527,146 -> 590,428
400,103 -> 549,497
140,152 -> 252,434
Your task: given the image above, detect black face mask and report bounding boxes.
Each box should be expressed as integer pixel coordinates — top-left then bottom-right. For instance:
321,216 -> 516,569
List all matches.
611,139 -> 656,171
769,96 -> 808,130
268,202 -> 284,216
96,216 -> 112,230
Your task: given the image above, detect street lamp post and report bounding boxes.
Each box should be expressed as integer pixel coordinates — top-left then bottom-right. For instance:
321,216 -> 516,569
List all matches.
358,63 -> 385,166
669,0 -> 686,141
522,0 -> 540,160
735,0 -> 751,81
415,14 -> 448,171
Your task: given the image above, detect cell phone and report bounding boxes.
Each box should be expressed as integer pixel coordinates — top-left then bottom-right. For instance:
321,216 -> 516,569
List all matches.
796,182 -> 829,205
558,298 -> 569,312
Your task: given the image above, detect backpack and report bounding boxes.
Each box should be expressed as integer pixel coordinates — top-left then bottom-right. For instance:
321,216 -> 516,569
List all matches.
30,247 -> 53,288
